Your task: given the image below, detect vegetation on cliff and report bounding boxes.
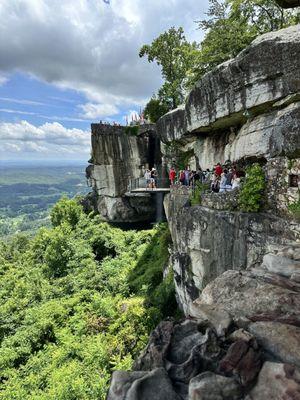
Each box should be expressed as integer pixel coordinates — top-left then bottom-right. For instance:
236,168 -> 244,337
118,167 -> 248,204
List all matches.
0,198 -> 176,400
141,0 -> 299,113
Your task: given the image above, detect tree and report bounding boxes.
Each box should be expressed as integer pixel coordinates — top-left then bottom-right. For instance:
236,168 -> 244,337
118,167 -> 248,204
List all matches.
50,197 -> 82,228
143,97 -> 169,123
189,0 -> 299,84
139,27 -> 199,109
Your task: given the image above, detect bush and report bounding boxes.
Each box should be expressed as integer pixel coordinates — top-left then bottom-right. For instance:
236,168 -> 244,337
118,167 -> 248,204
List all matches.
288,193 -> 300,221
238,163 -> 266,212
190,182 -> 210,206
50,197 -> 82,228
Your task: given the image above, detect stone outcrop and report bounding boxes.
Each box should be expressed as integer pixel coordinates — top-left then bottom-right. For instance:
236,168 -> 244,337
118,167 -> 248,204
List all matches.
157,26 -> 300,215
108,254 -> 300,399
157,25 -> 300,139
164,189 -> 300,314
86,123 -> 161,223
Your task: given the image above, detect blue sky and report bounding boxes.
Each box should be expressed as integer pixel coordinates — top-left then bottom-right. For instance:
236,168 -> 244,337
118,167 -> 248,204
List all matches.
0,0 -> 208,161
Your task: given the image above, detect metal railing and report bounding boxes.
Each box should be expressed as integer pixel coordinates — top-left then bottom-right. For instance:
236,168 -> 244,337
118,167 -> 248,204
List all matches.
128,177 -> 170,191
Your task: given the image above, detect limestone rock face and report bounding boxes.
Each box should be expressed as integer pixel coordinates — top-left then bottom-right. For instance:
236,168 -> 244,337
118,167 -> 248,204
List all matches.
164,190 -> 300,314
157,25 -> 300,143
86,123 -> 160,223
186,25 -> 300,133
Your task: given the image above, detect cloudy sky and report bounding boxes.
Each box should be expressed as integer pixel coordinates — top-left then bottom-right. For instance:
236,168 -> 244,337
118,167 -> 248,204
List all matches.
0,0 -> 209,161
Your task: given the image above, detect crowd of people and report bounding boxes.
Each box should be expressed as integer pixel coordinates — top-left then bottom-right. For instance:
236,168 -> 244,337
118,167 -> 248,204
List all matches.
168,162 -> 244,193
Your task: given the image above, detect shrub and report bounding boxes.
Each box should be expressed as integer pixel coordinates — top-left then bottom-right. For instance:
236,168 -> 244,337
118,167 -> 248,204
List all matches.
238,163 -> 266,212
190,182 -> 210,206
288,193 -> 300,221
124,126 -> 139,136
50,197 -> 82,228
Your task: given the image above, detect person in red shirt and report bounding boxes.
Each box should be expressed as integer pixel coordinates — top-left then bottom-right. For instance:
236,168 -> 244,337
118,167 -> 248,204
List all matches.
169,167 -> 176,186
215,163 -> 223,177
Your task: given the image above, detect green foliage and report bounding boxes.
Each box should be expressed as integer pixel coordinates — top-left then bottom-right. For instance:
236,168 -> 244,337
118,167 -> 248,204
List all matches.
0,202 -> 177,399
238,163 -> 266,212
124,125 -> 139,136
139,26 -> 199,109
50,196 -> 82,228
188,0 -> 299,85
128,223 -> 177,318
288,193 -> 300,221
143,97 -> 169,123
190,182 -> 210,206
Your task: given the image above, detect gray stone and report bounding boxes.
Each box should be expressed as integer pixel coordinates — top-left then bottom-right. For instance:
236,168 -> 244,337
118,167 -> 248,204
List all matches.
195,270 -> 300,323
186,25 -> 300,134
189,303 -> 232,337
245,362 -> 300,400
107,368 -> 181,400
248,322 -> 300,367
262,253 -> 300,277
165,191 -> 300,315
189,372 -> 242,400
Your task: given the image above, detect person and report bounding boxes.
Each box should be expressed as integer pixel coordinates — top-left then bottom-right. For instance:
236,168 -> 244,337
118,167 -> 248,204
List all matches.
219,169 -> 228,192
215,163 -> 223,177
144,169 -> 151,189
151,168 -> 158,189
211,173 -> 220,192
179,170 -> 185,185
232,171 -> 241,190
169,167 -> 176,187
184,168 -> 190,186
225,168 -> 233,191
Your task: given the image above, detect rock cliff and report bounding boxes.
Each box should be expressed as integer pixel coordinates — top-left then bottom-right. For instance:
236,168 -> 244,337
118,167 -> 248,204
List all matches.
107,24 -> 300,399
86,123 -> 161,224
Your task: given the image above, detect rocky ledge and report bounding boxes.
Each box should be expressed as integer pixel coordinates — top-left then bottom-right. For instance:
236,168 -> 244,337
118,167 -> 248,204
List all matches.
108,248 -> 300,399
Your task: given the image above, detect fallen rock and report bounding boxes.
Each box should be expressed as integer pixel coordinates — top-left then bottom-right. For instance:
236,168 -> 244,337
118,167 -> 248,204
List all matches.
134,320 -> 174,371
219,339 -> 261,386
166,328 -> 221,384
107,368 -> 182,400
248,322 -> 300,367
196,270 -> 300,322
245,362 -> 300,400
262,253 -> 300,277
228,329 -> 256,344
189,372 -> 242,400
189,303 -> 232,337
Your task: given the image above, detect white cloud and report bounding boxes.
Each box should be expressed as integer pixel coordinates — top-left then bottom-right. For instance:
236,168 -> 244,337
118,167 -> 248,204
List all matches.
79,102 -> 119,119
0,97 -> 46,106
0,0 -> 208,115
0,120 -> 90,156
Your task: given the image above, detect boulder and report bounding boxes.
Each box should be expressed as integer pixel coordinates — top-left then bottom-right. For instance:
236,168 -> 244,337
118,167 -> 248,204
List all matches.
193,269 -> 300,326
157,105 -> 187,144
189,303 -> 232,337
218,339 -> 261,386
248,322 -> 300,367
262,253 -> 300,277
189,372 -> 242,400
186,25 -> 300,134
245,362 -> 300,400
107,368 -> 182,400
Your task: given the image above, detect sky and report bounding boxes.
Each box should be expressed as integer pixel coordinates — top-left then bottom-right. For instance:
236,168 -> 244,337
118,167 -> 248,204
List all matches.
0,0 -> 209,161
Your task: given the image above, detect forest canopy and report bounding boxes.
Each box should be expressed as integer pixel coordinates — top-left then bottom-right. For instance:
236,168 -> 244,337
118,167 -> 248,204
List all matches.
0,198 -> 177,400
